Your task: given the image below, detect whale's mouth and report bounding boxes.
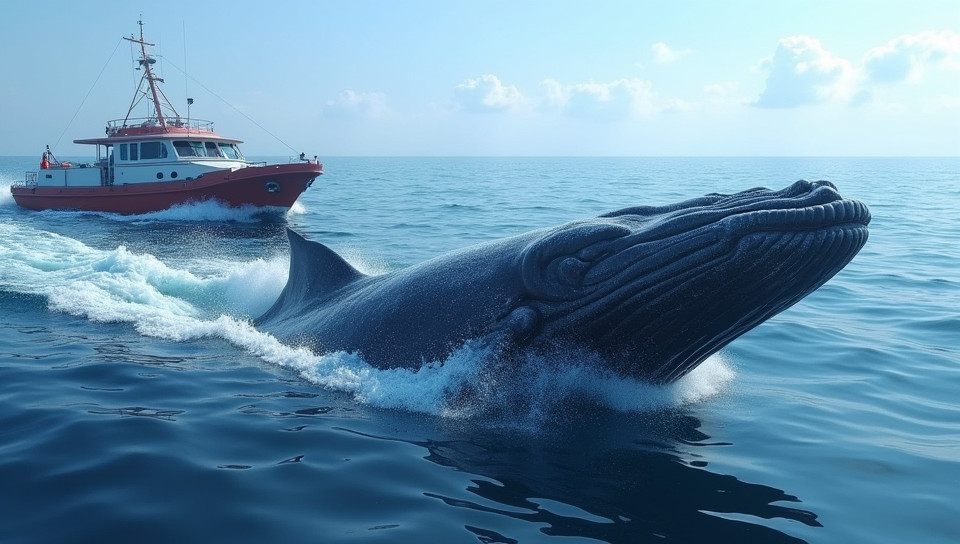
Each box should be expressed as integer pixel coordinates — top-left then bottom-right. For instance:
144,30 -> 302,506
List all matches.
527,180 -> 871,384
601,180 -> 870,244
720,195 -> 870,237
558,181 -> 870,293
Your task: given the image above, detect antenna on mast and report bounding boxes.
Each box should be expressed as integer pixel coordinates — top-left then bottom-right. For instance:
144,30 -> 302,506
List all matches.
122,19 -> 181,129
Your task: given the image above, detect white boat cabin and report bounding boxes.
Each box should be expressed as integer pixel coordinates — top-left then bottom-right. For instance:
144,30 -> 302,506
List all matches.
30,123 -> 254,189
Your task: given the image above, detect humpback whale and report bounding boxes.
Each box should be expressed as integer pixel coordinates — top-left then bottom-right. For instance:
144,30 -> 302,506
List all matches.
256,180 -> 869,384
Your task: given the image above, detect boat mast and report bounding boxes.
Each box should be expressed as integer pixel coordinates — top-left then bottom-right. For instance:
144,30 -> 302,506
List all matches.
123,19 -> 180,129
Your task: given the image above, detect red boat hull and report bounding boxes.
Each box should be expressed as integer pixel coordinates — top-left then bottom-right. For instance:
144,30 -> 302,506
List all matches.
11,163 -> 321,215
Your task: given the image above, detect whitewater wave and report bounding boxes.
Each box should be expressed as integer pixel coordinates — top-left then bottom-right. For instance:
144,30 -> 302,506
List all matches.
22,199 -> 297,223
0,222 -> 733,421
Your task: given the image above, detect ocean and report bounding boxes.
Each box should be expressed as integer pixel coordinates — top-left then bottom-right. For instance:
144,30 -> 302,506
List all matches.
1,156 -> 957,543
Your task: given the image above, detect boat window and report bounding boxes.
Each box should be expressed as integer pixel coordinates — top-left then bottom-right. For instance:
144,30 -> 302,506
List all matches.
219,143 -> 243,160
204,142 -> 223,158
119,144 -> 128,161
173,140 -> 205,158
173,141 -> 195,157
129,143 -> 138,161
139,141 -> 168,160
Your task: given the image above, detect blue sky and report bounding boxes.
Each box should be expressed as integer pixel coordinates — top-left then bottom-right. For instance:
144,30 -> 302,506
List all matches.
2,0 -> 958,156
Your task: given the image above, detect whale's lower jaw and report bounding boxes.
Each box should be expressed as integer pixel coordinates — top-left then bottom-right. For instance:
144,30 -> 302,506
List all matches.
548,222 -> 870,384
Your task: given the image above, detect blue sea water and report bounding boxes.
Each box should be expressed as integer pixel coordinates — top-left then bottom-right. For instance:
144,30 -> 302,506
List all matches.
0,156 -> 957,543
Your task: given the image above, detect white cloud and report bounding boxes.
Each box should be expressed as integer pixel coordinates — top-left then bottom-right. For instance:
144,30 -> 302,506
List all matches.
453,74 -> 526,113
864,30 -> 960,84
753,31 -> 960,111
753,35 -> 857,108
323,90 -> 393,120
541,78 -> 658,120
452,75 -> 662,121
651,42 -> 692,64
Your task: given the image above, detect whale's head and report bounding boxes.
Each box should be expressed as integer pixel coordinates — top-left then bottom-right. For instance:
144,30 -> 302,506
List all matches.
516,180 -> 870,383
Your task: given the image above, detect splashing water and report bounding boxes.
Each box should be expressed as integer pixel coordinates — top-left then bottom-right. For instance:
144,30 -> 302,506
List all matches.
0,221 -> 733,421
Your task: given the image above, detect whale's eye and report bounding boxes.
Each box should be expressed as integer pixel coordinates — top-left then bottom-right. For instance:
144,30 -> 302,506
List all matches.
557,257 -> 587,286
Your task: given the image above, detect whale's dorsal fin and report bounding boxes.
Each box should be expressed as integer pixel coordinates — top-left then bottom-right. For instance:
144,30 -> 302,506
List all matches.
286,228 -> 366,299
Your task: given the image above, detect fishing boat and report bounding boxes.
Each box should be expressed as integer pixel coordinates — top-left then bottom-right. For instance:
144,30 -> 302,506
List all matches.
10,21 -> 322,215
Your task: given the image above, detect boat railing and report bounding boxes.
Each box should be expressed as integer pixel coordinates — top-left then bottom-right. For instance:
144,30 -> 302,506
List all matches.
12,171 -> 39,188
106,117 -> 216,135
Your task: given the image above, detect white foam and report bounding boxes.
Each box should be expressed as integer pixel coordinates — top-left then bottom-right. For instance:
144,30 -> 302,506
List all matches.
265,341 -> 734,426
0,183 -> 13,208
11,199 -> 295,223
0,221 -> 277,323
287,200 -> 308,216
123,200 -> 287,223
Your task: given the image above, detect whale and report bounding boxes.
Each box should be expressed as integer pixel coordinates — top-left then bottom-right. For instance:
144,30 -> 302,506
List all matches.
256,180 -> 870,384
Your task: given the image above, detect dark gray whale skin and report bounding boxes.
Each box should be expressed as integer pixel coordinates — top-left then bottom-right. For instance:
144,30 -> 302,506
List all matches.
256,180 -> 870,384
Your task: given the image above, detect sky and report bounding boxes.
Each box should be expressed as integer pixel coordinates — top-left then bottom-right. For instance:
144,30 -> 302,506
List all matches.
2,0 -> 958,156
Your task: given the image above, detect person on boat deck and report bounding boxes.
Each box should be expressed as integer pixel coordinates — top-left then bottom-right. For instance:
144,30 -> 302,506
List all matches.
298,152 -> 319,164
40,152 -> 49,170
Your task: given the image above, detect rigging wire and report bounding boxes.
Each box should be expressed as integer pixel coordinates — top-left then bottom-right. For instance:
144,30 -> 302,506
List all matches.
160,55 -> 300,156
51,33 -> 301,157
53,37 -> 125,152
182,20 -> 189,111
